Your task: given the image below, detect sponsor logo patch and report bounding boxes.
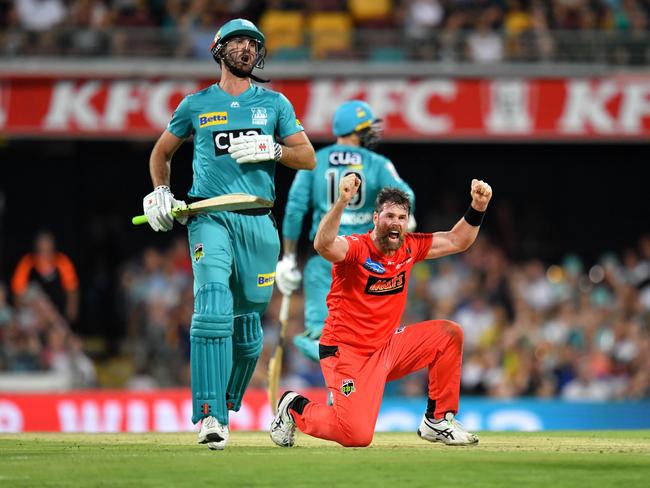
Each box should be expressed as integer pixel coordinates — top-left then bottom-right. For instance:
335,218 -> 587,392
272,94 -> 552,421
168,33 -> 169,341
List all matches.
251,107 -> 268,125
199,112 -> 228,128
296,118 -> 302,127
363,257 -> 385,274
193,243 -> 204,263
341,379 -> 356,397
395,325 -> 406,334
213,128 -> 262,156
257,272 -> 275,287
395,257 -> 413,270
364,271 -> 406,295
328,150 -> 363,166
230,101 -> 240,108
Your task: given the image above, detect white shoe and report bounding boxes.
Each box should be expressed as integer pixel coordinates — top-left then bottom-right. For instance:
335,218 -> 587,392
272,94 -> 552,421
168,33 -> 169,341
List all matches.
417,412 -> 479,446
270,391 -> 299,447
198,416 -> 229,450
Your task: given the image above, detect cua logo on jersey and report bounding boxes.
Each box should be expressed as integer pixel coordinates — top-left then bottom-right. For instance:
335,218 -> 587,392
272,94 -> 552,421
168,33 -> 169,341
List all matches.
363,258 -> 385,274
199,112 -> 228,128
329,151 -> 363,167
193,243 -> 204,262
257,272 -> 275,287
341,379 -> 356,397
213,128 -> 262,156
364,271 -> 405,295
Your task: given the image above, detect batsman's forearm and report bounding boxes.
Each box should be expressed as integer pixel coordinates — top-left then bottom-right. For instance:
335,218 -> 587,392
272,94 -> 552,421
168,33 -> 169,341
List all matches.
314,199 -> 346,251
283,239 -> 298,256
279,143 -> 316,170
149,149 -> 171,187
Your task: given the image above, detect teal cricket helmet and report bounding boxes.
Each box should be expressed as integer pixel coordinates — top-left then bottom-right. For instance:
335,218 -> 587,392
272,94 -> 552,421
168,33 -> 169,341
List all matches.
211,18 -> 265,50
210,18 -> 268,78
332,100 -> 377,137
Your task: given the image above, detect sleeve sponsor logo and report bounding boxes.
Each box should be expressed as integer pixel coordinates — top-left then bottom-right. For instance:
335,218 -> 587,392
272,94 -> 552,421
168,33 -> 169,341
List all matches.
199,112 -> 228,128
364,271 -> 405,295
213,128 -> 262,156
257,272 -> 275,287
296,118 -> 302,127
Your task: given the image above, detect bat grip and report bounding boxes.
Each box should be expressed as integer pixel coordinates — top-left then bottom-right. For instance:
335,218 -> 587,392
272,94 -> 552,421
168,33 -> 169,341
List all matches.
279,294 -> 291,323
131,215 -> 148,225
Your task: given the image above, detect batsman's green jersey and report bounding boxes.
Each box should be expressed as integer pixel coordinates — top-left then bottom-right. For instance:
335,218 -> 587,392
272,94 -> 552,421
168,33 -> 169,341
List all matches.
168,83 -> 304,425
168,83 -> 303,201
283,144 -> 415,332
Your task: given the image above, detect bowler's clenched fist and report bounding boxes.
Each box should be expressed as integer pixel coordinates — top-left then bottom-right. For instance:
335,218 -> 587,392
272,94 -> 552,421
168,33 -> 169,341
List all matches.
338,173 -> 361,204
470,179 -> 492,211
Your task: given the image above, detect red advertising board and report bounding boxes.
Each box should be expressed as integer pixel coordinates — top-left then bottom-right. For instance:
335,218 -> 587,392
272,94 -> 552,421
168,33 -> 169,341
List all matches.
2,76 -> 649,140
0,388 -> 327,433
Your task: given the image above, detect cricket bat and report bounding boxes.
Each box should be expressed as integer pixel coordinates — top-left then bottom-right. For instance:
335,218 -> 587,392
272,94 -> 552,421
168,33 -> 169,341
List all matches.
132,193 -> 273,225
268,294 -> 291,414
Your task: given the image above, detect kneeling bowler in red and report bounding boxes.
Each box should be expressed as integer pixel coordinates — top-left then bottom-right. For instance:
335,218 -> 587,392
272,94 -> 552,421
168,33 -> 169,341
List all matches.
270,173 -> 492,447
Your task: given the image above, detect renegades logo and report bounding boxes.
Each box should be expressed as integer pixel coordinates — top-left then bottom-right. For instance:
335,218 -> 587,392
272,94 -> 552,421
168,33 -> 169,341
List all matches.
364,271 -> 406,295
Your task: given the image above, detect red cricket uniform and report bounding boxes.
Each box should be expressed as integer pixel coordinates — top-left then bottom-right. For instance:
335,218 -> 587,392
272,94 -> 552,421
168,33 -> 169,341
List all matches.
292,232 -> 465,447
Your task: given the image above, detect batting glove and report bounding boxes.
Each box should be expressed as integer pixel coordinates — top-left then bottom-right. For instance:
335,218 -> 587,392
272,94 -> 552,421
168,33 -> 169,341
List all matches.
228,134 -> 282,164
275,254 -> 302,296
143,186 -> 186,232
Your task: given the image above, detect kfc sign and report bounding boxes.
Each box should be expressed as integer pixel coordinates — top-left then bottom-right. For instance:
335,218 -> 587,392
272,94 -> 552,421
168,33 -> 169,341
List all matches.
2,76 -> 650,139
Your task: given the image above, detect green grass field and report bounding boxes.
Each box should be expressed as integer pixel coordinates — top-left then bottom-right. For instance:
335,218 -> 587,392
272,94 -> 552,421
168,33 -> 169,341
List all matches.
1,431 -> 649,487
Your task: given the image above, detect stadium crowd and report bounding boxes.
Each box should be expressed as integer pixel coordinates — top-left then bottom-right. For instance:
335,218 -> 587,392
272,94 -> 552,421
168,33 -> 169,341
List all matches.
1,0 -> 649,63
2,225 -> 649,401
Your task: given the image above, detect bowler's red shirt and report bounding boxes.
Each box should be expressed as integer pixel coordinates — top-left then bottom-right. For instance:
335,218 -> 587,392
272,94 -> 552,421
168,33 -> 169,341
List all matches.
321,232 -> 433,354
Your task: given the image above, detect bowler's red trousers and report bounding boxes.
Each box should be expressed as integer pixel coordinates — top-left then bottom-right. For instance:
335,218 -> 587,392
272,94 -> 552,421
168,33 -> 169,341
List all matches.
291,320 -> 464,447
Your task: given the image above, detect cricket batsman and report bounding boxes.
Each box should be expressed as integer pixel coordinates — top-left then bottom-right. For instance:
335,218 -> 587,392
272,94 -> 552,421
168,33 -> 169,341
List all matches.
271,174 -> 492,447
143,18 -> 315,450
275,100 -> 415,364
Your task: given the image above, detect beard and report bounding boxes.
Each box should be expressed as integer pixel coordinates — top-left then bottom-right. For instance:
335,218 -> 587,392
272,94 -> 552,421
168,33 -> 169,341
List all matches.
222,49 -> 255,78
377,228 -> 404,251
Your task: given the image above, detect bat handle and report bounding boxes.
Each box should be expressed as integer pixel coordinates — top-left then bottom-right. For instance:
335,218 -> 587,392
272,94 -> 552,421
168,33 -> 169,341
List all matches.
132,215 -> 148,225
279,294 -> 291,323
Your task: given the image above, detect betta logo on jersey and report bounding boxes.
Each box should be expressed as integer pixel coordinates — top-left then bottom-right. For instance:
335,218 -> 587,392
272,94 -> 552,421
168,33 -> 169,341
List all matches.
213,128 -> 263,156
199,112 -> 228,128
329,151 -> 363,167
362,258 -> 385,274
364,271 -> 406,295
341,379 -> 356,397
257,272 -> 275,287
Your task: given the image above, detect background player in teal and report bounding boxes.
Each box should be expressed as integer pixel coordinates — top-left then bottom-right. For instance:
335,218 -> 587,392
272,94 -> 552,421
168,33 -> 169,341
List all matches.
142,18 -> 315,450
275,100 -> 414,363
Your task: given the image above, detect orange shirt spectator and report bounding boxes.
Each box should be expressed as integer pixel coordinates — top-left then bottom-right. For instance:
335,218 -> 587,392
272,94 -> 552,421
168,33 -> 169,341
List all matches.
11,231 -> 79,324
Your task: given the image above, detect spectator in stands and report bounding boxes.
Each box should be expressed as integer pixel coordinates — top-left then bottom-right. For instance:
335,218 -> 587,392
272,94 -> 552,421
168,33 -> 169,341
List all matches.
11,230 -> 80,327
465,11 -> 505,62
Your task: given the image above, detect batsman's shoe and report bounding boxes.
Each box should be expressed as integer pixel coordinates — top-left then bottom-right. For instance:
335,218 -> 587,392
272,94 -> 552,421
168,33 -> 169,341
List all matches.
198,416 -> 229,450
270,391 -> 299,447
293,334 -> 320,362
417,412 -> 479,446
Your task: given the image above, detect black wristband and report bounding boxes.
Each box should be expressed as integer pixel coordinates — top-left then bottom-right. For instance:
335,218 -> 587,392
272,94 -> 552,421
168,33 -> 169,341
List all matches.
464,205 -> 485,226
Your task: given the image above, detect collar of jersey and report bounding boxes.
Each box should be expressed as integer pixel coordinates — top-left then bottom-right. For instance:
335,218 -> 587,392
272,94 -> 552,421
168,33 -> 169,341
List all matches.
213,83 -> 257,101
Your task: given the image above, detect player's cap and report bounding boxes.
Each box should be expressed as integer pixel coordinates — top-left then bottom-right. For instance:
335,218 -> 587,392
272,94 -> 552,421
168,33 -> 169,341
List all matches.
211,18 -> 265,52
332,100 -> 378,137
